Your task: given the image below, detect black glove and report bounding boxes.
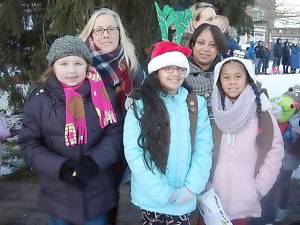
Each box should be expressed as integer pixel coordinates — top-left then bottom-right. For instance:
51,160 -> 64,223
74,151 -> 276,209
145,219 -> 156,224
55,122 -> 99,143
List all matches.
59,160 -> 80,187
76,156 -> 99,187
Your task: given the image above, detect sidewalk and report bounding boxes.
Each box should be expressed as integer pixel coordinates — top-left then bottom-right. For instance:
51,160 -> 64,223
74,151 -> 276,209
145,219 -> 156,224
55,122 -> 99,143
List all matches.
0,173 -> 300,225
0,173 -> 141,225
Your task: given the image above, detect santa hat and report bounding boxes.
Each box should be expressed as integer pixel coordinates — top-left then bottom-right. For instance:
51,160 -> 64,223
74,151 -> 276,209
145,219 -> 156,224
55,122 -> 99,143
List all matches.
148,41 -> 192,77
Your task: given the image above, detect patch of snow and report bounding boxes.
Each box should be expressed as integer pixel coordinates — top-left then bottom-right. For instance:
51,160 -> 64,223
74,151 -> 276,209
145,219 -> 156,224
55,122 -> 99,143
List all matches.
0,91 -> 9,111
292,166 -> 300,180
0,165 -> 14,176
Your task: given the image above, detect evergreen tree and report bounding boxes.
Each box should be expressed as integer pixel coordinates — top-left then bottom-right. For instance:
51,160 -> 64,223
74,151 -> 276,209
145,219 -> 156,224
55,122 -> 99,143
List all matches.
0,0 -> 254,110
212,0 -> 254,34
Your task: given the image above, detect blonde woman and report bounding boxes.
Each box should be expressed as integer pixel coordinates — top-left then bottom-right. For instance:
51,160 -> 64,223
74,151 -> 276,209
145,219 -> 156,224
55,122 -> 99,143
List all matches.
80,8 -> 144,115
181,2 -> 216,46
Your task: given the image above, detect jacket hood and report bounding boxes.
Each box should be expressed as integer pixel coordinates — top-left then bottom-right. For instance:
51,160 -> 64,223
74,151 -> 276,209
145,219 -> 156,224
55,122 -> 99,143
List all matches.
213,57 -> 256,88
213,57 -> 272,111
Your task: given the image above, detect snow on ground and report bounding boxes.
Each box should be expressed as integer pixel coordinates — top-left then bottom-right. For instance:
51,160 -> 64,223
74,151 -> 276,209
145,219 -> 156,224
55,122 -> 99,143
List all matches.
0,165 -> 14,176
256,74 -> 300,99
292,166 -> 300,180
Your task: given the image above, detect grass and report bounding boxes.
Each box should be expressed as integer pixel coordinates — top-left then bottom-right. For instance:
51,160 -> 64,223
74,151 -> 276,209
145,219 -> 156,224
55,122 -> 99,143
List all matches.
2,141 -> 22,160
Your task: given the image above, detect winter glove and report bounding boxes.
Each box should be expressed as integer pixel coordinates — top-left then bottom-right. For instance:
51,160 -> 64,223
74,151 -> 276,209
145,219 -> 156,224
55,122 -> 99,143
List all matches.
59,160 -> 81,188
173,187 -> 194,205
76,155 -> 99,187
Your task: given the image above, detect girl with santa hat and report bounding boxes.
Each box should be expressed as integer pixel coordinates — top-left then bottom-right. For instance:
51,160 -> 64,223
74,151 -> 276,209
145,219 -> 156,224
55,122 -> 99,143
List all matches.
123,41 -> 213,224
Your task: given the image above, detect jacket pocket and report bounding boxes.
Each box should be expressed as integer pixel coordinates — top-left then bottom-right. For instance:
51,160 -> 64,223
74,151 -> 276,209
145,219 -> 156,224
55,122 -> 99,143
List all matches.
39,176 -> 69,207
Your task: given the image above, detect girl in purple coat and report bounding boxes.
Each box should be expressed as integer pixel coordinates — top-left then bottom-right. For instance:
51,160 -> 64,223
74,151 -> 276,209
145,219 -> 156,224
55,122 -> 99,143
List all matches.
18,36 -> 124,225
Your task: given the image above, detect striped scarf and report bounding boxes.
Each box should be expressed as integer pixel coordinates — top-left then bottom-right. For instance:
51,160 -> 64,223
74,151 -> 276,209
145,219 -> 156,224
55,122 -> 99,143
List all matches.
88,37 -> 133,107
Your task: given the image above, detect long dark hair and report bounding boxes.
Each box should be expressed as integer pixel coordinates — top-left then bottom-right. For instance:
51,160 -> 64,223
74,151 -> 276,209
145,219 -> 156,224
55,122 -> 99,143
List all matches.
130,73 -> 170,174
217,59 -> 262,128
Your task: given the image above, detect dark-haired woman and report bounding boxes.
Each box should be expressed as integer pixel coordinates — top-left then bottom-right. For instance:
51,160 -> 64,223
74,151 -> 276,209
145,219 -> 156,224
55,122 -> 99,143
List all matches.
207,57 -> 283,225
184,23 -> 227,118
123,41 -> 213,225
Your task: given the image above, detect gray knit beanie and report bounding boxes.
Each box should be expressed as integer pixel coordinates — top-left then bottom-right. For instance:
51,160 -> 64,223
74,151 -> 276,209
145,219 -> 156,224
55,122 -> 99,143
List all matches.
285,85 -> 300,104
47,35 -> 92,65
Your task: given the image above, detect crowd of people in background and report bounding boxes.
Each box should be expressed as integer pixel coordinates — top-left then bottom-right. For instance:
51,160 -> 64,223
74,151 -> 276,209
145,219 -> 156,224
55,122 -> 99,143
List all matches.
246,37 -> 300,75
3,1 -> 297,225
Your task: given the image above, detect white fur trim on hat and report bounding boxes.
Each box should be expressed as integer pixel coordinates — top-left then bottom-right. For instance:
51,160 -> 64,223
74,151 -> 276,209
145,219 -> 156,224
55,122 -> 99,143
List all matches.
148,51 -> 190,77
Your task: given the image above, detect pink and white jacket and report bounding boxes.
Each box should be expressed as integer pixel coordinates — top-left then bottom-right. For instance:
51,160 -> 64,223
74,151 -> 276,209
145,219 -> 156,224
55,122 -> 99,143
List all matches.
211,112 -> 284,220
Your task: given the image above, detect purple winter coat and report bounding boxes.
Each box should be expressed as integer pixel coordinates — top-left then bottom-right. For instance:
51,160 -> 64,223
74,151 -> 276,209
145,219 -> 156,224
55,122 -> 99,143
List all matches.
18,77 -> 124,225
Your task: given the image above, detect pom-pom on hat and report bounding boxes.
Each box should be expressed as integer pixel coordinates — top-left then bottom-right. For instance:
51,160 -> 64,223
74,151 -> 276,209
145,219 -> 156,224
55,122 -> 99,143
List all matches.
148,41 -> 192,77
47,35 -> 92,65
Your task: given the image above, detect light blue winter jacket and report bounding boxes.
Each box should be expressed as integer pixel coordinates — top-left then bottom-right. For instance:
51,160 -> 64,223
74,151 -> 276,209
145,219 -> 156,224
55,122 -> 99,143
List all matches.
123,87 -> 213,215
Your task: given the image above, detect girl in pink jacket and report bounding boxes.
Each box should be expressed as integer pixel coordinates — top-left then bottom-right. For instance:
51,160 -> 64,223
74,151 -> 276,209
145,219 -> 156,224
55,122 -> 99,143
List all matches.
209,57 -> 284,225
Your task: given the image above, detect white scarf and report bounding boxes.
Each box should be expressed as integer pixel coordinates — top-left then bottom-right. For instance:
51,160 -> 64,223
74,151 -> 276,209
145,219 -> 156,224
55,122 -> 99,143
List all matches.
211,84 -> 257,134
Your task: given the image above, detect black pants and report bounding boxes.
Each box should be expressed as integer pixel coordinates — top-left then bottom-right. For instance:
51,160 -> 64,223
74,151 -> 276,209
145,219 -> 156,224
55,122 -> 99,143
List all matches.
283,64 -> 290,73
250,184 -> 277,225
251,168 -> 293,225
262,58 -> 269,74
142,210 -> 191,225
277,169 -> 293,209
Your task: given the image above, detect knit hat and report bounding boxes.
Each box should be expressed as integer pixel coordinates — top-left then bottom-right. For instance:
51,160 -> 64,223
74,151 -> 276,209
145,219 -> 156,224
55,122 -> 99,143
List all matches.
285,85 -> 300,104
47,35 -> 92,65
147,41 -> 191,77
213,57 -> 256,88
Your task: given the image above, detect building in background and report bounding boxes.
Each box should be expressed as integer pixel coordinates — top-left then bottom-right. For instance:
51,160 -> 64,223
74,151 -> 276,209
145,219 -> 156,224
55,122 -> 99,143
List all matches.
271,28 -> 300,44
272,0 -> 300,44
241,0 -> 300,48
240,0 -> 276,49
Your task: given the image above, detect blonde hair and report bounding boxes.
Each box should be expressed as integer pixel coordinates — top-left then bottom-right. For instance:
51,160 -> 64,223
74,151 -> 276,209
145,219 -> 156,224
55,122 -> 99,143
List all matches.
186,2 -> 215,33
80,8 -> 138,73
216,15 -> 229,33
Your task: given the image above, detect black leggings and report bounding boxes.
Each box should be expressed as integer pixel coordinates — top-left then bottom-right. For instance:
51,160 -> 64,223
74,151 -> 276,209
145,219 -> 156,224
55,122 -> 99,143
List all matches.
142,210 -> 191,225
277,169 -> 293,209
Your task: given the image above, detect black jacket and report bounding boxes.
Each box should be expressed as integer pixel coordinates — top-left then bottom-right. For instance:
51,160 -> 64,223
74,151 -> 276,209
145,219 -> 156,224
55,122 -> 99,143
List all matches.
18,77 -> 124,225
273,43 -> 283,57
255,44 -> 264,58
